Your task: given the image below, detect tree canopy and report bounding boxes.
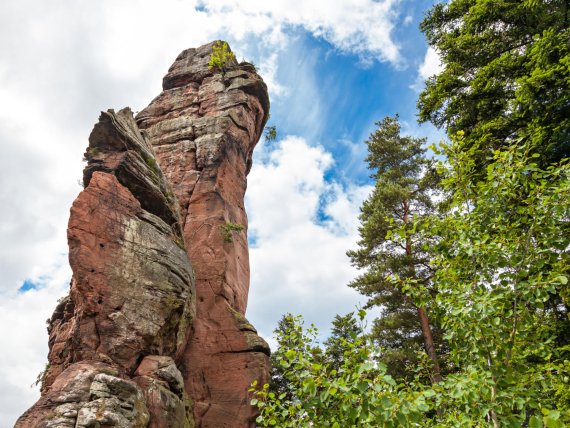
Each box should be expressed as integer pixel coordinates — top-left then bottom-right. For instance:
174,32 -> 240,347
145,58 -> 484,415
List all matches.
347,115 -> 444,382
418,0 -> 570,168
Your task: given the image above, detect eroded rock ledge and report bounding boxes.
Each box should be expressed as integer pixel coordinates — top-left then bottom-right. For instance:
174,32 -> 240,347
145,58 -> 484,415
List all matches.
16,41 -> 269,428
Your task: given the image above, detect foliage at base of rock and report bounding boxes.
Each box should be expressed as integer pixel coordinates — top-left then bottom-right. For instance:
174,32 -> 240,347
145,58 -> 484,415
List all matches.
254,303 -> 569,426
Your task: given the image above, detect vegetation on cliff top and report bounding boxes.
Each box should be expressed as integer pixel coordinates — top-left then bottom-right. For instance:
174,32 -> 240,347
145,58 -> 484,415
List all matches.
208,41 -> 236,76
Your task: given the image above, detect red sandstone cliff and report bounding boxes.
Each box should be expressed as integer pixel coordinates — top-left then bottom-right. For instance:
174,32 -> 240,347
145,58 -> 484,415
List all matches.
16,41 -> 269,428
137,41 -> 270,428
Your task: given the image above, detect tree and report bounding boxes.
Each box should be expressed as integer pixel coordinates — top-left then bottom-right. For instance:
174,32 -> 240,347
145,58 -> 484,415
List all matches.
255,1 -> 570,424
254,296 -> 569,426
269,312 -> 364,402
416,1 -> 570,423
208,41 -> 236,76
418,0 -> 570,169
264,125 -> 277,142
408,135 -> 570,426
323,312 -> 364,372
347,115 -> 444,383
252,313 -> 433,428
267,314 -> 322,402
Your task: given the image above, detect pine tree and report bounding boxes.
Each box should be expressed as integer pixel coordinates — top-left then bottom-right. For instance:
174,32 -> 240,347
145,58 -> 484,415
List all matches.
323,312 -> 364,372
347,115 -> 443,383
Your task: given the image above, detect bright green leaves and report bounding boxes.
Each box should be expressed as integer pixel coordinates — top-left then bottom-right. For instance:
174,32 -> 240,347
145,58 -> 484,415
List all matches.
250,313 -> 436,427
419,134 -> 570,424
218,222 -> 244,243
529,408 -> 565,428
207,41 -> 236,76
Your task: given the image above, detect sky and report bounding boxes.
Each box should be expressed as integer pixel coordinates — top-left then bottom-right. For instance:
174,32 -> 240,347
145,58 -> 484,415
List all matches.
0,0 -> 445,424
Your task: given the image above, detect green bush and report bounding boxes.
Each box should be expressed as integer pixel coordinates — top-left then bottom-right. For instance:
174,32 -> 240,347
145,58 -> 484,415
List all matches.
208,41 -> 235,76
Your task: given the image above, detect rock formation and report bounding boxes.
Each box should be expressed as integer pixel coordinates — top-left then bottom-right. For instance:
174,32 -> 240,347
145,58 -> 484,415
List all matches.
16,41 -> 269,428
136,41 -> 270,427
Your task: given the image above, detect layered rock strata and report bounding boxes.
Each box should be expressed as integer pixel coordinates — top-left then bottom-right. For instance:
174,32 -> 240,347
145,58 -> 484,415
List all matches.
16,42 -> 270,428
16,108 -> 195,428
136,41 -> 270,427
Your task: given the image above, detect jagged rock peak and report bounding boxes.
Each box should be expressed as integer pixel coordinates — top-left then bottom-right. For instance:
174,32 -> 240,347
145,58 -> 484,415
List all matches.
16,41 -> 270,428
16,108 -> 195,428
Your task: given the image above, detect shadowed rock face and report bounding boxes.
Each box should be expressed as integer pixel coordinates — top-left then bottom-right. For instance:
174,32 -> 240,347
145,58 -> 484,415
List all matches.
137,41 -> 270,428
16,109 -> 195,428
16,42 -> 268,428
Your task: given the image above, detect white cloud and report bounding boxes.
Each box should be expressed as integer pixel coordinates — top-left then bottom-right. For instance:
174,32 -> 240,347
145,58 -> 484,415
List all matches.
411,46 -> 443,91
0,258 -> 70,425
246,136 -> 374,344
258,52 -> 288,97
196,0 -> 402,64
419,47 -> 443,80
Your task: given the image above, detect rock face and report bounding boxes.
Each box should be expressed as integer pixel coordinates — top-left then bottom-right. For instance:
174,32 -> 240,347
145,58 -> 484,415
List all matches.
16,108 -> 195,427
136,41 -> 270,427
16,42 -> 269,428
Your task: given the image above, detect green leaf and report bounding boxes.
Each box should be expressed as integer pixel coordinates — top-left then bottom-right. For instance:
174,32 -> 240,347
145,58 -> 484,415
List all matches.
529,415 -> 543,428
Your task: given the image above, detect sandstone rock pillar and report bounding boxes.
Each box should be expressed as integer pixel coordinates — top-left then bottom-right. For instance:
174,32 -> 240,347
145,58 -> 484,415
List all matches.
137,41 -> 270,428
16,41 -> 269,428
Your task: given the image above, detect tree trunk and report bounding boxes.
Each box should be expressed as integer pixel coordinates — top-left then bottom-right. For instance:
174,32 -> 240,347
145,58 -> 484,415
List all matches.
418,306 -> 442,383
403,200 -> 442,383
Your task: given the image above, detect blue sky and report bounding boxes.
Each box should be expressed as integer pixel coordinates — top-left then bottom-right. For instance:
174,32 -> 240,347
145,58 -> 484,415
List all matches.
0,0 -> 445,424
264,11 -> 441,185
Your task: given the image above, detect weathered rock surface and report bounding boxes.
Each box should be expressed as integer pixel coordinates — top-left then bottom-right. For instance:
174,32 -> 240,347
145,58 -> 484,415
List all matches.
16,108 -> 195,427
137,41 -> 270,427
134,356 -> 193,428
16,362 -> 150,428
16,41 -> 269,428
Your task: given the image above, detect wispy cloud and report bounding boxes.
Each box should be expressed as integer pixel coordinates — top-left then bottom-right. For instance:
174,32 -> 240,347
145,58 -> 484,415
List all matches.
246,136 -> 374,343
196,0 -> 403,65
